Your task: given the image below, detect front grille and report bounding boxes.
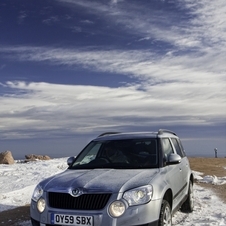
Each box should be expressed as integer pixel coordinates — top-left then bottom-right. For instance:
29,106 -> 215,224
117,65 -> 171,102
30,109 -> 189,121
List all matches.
48,192 -> 112,210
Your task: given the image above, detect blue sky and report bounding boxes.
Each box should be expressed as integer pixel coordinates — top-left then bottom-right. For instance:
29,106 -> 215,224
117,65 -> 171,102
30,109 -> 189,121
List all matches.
0,0 -> 226,159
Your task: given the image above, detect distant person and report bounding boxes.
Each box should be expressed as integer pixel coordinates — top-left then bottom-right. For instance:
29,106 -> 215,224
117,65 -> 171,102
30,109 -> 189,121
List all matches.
214,148 -> 218,158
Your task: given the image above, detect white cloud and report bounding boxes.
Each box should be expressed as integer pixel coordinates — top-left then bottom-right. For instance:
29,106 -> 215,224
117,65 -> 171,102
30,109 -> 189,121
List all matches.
1,45 -> 225,88
56,0 -> 226,52
0,0 -> 226,139
42,16 -> 59,25
18,11 -> 27,24
0,43 -> 225,134
0,78 -> 225,139
80,20 -> 94,24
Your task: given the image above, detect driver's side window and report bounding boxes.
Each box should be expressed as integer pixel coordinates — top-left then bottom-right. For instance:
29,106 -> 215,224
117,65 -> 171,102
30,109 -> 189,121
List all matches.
161,138 -> 173,163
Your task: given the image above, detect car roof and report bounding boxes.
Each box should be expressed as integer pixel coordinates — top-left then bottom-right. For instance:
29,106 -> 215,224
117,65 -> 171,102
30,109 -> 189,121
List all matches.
94,129 -> 178,141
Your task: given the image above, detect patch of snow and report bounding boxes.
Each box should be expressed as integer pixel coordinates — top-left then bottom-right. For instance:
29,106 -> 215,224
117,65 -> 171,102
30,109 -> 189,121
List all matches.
0,158 -> 68,211
193,170 -> 226,185
173,184 -> 226,225
192,170 -> 204,180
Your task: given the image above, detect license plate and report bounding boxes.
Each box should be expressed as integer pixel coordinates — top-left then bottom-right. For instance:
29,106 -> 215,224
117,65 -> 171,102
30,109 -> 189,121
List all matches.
51,214 -> 93,226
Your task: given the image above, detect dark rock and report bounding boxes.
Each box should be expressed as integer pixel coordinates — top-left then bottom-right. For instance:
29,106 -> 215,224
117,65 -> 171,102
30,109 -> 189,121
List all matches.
25,154 -> 51,161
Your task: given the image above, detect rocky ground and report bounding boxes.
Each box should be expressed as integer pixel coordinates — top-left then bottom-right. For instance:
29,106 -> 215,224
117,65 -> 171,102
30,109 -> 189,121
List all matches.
0,157 -> 225,226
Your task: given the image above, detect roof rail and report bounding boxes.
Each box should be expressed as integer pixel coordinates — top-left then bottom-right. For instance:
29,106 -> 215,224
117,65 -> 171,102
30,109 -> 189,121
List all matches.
158,129 -> 177,136
97,132 -> 121,137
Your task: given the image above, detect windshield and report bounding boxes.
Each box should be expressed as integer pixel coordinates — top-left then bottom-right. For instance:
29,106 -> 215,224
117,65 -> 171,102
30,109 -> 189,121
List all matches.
70,139 -> 158,169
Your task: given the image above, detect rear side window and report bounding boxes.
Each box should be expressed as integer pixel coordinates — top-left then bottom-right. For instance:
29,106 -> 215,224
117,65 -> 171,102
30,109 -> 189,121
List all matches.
161,138 -> 174,160
171,138 -> 185,157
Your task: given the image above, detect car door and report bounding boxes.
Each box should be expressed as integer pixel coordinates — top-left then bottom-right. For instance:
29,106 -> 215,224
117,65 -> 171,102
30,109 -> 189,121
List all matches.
170,138 -> 190,197
161,138 -> 184,210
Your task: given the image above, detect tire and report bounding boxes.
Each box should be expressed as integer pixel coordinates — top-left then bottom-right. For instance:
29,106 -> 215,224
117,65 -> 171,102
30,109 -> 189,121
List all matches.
181,181 -> 194,213
158,200 -> 172,226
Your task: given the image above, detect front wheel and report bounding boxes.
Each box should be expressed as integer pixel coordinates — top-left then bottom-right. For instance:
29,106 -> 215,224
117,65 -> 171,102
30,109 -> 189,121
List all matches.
181,181 -> 194,213
158,200 -> 172,226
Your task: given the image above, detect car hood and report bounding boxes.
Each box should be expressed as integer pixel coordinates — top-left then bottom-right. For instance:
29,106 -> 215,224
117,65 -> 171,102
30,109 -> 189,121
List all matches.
41,168 -> 159,193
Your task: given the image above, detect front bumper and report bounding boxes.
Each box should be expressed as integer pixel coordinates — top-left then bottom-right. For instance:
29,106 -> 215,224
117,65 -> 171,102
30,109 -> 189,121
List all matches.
30,197 -> 161,226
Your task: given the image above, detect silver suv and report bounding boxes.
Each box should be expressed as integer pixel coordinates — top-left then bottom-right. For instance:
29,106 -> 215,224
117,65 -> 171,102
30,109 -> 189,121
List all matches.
30,129 -> 194,226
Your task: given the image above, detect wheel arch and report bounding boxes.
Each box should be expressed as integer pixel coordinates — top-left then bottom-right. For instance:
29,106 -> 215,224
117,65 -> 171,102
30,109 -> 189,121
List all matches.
162,189 -> 173,210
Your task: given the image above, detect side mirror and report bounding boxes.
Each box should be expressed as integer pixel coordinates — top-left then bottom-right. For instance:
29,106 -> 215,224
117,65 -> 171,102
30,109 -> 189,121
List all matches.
167,153 -> 181,165
67,156 -> 75,166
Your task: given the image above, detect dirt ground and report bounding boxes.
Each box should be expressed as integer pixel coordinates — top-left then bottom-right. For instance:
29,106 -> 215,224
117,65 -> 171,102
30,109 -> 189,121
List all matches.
0,205 -> 30,226
0,157 -> 225,226
188,157 -> 226,204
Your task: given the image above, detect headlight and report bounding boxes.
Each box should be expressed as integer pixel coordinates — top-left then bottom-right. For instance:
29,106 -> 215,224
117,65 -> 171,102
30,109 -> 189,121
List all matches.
123,185 -> 153,206
109,201 -> 126,217
37,198 -> 46,213
32,185 -> 43,202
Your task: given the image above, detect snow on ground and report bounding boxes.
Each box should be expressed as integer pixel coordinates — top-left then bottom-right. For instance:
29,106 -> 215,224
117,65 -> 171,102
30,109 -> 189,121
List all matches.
0,158 -> 68,212
0,158 -> 226,225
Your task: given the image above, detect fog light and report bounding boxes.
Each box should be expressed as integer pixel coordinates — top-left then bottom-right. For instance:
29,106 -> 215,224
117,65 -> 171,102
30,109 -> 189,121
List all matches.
109,201 -> 126,217
37,198 -> 46,213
